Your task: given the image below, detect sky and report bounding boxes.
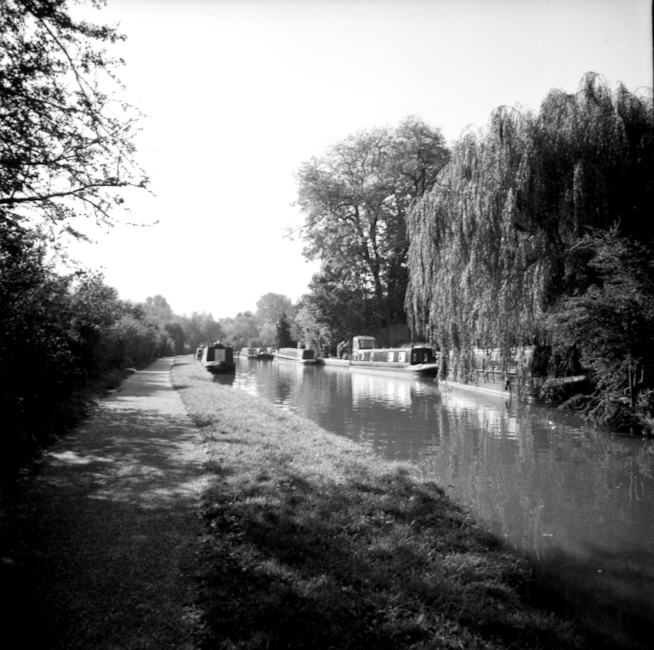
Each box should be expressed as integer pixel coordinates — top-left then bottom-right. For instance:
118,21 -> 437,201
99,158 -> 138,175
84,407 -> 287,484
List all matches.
66,0 -> 653,319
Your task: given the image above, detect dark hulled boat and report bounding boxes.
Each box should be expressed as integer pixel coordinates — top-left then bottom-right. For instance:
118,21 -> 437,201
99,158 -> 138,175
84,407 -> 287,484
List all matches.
201,342 -> 236,374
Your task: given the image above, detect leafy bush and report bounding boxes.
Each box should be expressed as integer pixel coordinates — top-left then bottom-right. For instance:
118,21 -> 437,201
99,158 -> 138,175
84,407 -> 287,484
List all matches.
547,228 -> 654,432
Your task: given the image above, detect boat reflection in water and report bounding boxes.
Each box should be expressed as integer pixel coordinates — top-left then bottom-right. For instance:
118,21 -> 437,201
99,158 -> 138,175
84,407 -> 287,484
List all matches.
231,357 -> 654,649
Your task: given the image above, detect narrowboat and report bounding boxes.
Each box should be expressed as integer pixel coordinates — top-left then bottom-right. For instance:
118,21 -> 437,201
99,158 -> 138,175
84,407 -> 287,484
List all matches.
201,342 -> 236,374
349,336 -> 438,377
239,347 -> 258,359
256,347 -> 275,360
275,347 -> 317,364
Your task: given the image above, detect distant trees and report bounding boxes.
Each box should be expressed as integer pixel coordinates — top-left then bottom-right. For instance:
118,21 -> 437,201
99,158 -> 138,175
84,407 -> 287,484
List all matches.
294,116 -> 449,339
221,311 -> 265,350
177,311 -> 224,352
0,248 -> 174,468
256,292 -> 293,345
143,295 -> 174,323
256,292 -> 293,326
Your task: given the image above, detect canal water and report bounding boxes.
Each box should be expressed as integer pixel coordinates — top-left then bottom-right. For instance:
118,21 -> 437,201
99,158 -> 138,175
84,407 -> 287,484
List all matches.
223,358 -> 654,649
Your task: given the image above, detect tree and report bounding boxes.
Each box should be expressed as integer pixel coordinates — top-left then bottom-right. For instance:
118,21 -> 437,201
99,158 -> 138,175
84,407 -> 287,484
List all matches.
142,294 -> 174,323
298,263 -> 378,353
547,228 -> 654,431
177,311 -> 224,351
275,314 -> 295,348
405,74 -> 653,371
255,292 -> 293,326
294,116 -> 449,336
164,322 -> 186,354
0,0 -> 147,243
221,311 -> 261,350
293,297 -> 332,354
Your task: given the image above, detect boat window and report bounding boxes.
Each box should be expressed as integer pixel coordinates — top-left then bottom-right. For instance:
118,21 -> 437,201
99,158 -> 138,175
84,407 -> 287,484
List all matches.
387,352 -> 394,362
398,351 -> 406,363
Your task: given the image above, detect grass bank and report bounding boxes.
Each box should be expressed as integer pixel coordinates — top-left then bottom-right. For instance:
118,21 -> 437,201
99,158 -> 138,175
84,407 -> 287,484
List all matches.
172,356 -> 589,650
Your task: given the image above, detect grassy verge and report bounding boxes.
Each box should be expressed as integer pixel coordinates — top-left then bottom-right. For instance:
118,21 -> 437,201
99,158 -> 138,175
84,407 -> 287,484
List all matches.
172,356 -> 588,650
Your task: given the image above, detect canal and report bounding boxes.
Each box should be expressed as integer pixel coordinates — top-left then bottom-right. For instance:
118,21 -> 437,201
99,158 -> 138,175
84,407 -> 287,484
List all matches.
222,358 -> 654,649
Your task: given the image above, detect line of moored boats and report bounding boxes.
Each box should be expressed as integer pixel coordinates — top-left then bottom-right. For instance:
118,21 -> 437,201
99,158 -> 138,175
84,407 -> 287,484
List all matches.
195,336 -> 439,378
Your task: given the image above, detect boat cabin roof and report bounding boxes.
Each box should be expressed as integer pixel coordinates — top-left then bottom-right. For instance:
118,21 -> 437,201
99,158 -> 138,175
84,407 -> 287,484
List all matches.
352,336 -> 377,350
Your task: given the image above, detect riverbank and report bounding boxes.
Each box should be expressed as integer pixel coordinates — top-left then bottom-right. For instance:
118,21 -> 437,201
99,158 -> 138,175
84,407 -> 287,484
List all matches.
172,356 -> 591,649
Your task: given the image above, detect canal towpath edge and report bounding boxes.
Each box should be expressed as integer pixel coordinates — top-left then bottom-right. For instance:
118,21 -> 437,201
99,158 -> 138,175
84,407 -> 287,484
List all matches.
0,357 -> 207,650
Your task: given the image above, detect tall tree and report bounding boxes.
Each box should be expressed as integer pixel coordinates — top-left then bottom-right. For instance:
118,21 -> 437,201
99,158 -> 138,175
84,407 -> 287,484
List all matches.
406,74 -> 653,358
142,294 -> 174,323
0,0 -> 147,243
294,116 -> 449,335
255,292 -> 292,326
275,313 -> 295,349
300,263 -> 378,353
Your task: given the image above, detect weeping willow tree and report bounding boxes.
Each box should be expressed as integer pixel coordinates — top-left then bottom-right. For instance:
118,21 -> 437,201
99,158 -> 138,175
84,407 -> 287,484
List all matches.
406,73 -> 653,386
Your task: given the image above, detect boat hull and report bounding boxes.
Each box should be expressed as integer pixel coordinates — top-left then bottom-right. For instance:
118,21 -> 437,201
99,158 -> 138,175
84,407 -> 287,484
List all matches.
275,347 -> 317,364
350,361 -> 439,378
204,361 -> 236,374
276,354 -> 317,364
318,358 -> 351,367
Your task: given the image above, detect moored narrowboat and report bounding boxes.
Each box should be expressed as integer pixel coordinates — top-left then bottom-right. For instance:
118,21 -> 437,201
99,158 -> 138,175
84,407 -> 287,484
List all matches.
256,347 -> 275,360
201,342 -> 236,374
239,347 -> 258,359
349,336 -> 438,377
275,347 -> 317,364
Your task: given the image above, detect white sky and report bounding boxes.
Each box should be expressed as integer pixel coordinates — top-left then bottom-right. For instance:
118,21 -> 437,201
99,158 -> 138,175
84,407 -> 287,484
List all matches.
67,0 -> 653,318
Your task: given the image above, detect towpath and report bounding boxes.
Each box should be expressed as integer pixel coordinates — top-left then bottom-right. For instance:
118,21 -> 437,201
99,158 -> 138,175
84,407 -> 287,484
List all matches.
0,358 -> 205,650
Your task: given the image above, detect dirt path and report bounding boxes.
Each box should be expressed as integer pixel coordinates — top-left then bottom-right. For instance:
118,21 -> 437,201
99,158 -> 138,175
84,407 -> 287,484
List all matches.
1,358 -> 205,650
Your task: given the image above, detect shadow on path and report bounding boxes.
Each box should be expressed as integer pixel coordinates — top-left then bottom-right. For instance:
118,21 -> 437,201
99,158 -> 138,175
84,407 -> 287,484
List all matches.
1,358 -> 205,650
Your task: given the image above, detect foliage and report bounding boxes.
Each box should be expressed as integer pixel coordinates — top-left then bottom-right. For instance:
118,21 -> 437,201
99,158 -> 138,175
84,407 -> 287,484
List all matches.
0,0 -> 148,291
220,311 -> 261,350
255,293 -> 294,346
105,306 -> 173,368
0,225 -> 172,468
142,294 -> 174,323
0,1 -> 161,468
255,292 -> 292,326
0,222 -> 76,462
164,321 -> 186,355
0,0 -> 147,243
275,313 -> 295,348
295,264 -> 378,354
406,74 -> 653,367
547,228 -> 654,432
295,116 -> 449,335
293,297 -> 332,354
176,311 -> 224,352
